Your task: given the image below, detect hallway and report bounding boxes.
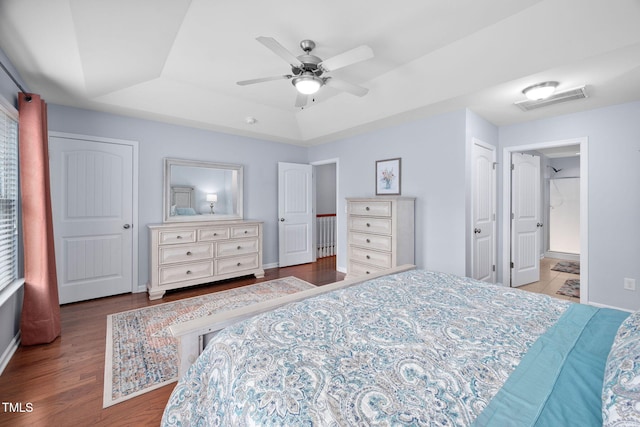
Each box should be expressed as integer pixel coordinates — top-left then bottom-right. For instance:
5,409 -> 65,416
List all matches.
518,257 -> 580,303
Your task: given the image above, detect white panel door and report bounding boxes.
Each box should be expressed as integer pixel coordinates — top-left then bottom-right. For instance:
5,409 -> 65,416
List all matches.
50,136 -> 134,303
511,152 -> 541,287
471,141 -> 496,282
278,162 -> 313,267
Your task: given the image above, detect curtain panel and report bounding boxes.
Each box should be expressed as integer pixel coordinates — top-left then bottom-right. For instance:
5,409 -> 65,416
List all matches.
18,93 -> 60,345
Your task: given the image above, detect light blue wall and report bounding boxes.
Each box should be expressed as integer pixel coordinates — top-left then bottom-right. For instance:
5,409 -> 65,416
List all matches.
308,110 -> 469,276
499,101 -> 640,311
47,105 -> 308,288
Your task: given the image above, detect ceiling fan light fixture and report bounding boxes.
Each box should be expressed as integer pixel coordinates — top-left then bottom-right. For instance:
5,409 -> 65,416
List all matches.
522,81 -> 559,101
293,73 -> 322,95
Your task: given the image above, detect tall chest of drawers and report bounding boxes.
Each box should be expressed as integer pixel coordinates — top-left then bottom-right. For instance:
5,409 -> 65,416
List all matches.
346,197 -> 415,279
147,221 -> 264,299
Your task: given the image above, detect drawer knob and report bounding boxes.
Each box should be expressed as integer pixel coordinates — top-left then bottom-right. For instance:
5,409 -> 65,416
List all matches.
177,235 -> 182,239
244,230 -> 248,234
186,251 -> 192,256
237,262 -> 241,267
237,245 -> 242,250
366,206 -> 370,211
366,271 -> 370,274
366,255 -> 371,259
366,223 -> 371,227
213,233 -> 218,236
186,270 -> 192,275
366,238 -> 371,243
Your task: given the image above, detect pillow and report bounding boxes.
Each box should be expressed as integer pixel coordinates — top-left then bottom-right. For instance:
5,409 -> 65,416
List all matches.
602,310 -> 640,426
175,207 -> 197,216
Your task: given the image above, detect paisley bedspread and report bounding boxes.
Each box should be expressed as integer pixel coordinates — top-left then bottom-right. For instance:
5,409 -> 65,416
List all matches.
162,270 -> 572,426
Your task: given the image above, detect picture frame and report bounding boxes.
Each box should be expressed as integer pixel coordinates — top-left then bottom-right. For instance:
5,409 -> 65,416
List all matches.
375,158 -> 401,195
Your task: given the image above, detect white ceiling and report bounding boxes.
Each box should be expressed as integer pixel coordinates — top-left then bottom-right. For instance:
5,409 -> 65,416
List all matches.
1,0 -> 639,146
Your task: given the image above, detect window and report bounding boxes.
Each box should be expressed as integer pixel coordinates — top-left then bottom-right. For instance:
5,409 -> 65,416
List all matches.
0,97 -> 18,292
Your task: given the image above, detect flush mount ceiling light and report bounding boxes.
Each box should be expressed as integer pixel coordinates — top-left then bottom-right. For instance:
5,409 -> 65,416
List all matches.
522,81 -> 559,101
292,72 -> 323,95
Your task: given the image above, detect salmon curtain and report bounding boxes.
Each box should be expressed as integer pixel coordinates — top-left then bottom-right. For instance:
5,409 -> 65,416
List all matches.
18,93 -> 61,345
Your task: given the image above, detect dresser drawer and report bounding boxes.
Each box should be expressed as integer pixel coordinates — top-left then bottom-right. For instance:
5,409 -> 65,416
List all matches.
230,224 -> 259,238
216,238 -> 259,257
349,246 -> 392,268
159,261 -> 213,285
159,230 -> 196,245
215,253 -> 259,275
350,232 -> 392,251
349,201 -> 392,217
348,261 -> 386,277
349,216 -> 392,235
159,243 -> 213,265
198,227 -> 230,241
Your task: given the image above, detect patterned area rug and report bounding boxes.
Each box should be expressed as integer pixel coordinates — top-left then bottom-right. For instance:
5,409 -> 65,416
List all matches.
103,277 -> 315,407
551,261 -> 580,274
557,279 -> 580,298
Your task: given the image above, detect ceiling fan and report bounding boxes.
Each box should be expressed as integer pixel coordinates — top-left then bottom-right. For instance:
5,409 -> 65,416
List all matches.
237,37 -> 374,108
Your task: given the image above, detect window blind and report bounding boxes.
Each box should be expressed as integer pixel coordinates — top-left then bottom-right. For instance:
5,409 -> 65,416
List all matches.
0,98 -> 18,291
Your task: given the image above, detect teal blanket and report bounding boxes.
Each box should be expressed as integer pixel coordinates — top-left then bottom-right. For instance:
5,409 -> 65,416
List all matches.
474,304 -> 629,427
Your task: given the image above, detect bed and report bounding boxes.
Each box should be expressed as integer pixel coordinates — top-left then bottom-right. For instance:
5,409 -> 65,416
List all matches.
162,267 -> 640,426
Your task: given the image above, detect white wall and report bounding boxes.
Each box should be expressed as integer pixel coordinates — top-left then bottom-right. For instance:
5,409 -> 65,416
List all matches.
47,105 -> 309,288
499,101 -> 640,311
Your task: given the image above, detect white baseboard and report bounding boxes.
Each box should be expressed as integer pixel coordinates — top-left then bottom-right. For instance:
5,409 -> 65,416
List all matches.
545,251 -> 580,261
0,331 -> 20,376
587,301 -> 634,313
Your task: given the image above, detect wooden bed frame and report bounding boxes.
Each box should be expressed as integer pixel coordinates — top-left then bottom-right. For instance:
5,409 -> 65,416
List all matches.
170,264 -> 416,377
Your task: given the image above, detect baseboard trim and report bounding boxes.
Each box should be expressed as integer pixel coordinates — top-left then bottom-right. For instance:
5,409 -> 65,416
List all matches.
545,251 -> 580,261
0,331 -> 20,376
587,301 -> 633,313
263,262 -> 279,270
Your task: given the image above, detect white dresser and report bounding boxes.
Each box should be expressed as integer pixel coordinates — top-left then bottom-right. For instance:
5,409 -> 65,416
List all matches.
346,197 -> 415,279
147,220 -> 264,299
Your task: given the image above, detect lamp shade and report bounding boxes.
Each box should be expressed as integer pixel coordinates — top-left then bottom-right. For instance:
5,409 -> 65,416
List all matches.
522,81 -> 558,101
206,194 -> 217,202
293,73 -> 322,95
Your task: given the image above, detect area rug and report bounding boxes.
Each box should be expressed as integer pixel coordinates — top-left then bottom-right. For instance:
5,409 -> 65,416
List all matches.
551,261 -> 580,274
557,279 -> 580,298
103,277 -> 315,407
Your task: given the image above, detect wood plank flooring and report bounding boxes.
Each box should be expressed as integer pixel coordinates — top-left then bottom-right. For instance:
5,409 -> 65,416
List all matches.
0,257 -> 343,427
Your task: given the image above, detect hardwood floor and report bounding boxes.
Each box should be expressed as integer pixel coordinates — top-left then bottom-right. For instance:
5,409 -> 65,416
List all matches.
0,257 -> 344,427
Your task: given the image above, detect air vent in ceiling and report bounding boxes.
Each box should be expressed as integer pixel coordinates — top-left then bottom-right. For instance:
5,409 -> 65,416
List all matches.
514,86 -> 588,111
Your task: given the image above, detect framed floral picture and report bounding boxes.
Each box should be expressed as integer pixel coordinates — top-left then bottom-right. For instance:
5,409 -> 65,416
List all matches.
375,158 -> 401,195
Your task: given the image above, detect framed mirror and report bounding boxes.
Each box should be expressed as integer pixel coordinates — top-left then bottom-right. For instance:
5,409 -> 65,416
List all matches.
163,158 -> 243,222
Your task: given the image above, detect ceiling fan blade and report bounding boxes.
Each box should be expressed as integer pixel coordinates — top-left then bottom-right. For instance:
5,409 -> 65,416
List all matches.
325,78 -> 369,97
237,75 -> 292,86
295,92 -> 309,108
319,45 -> 373,72
256,36 -> 304,68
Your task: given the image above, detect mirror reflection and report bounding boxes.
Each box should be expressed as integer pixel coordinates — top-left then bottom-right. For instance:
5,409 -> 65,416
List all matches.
163,158 -> 243,222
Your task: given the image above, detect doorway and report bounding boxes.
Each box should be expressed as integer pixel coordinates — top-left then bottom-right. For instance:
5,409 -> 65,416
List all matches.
502,138 -> 587,303
311,159 -> 339,267
277,159 -> 339,269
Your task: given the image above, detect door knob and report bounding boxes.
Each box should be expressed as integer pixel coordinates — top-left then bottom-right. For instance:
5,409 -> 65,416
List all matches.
537,222 -> 543,228
280,218 -> 285,222
123,224 -> 131,229
474,228 -> 481,234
